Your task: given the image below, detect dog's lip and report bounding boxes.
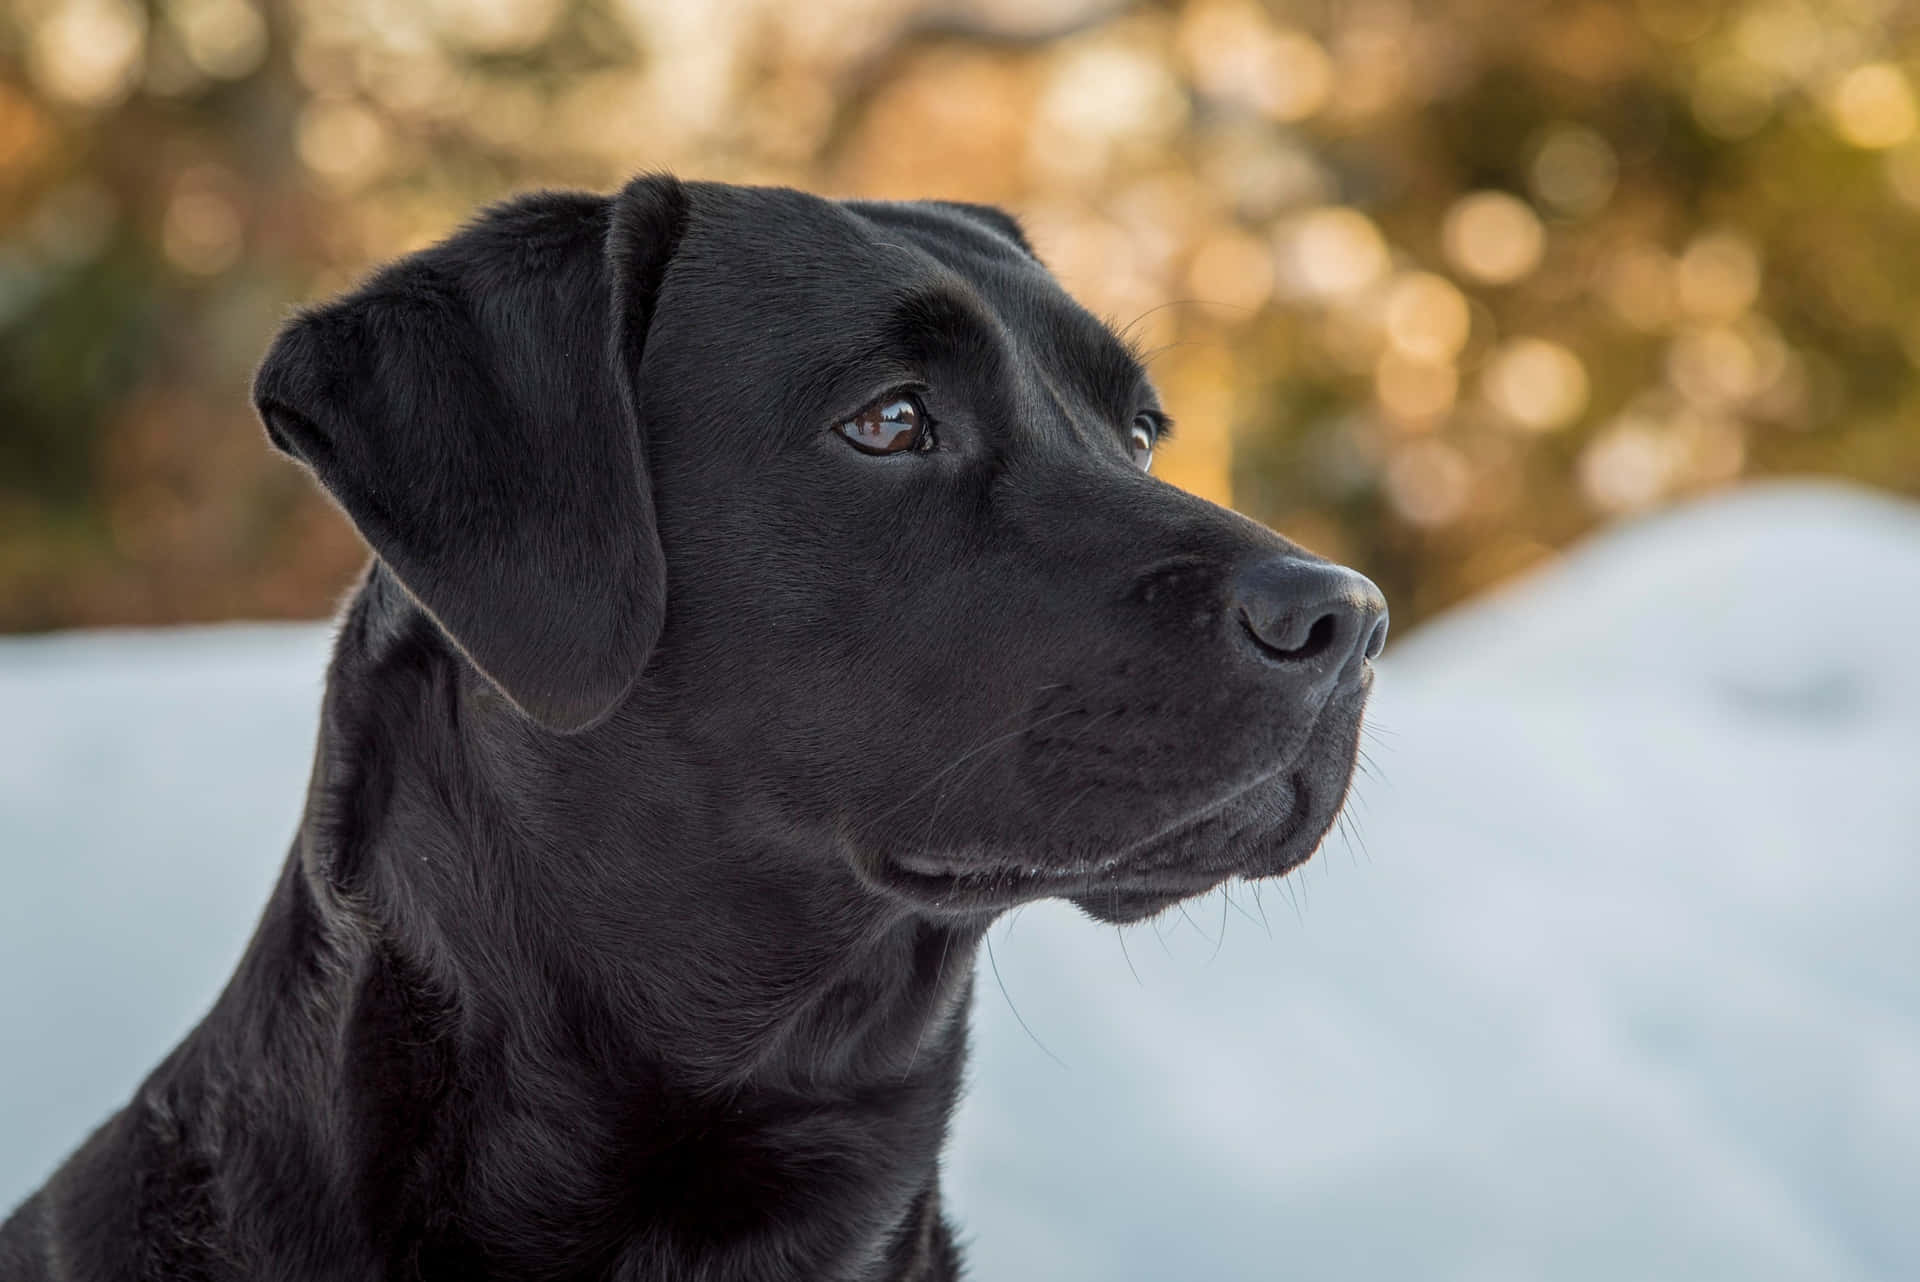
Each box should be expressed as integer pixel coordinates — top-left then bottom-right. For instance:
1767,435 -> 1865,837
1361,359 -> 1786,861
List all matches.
878,852 -> 1128,909
890,849 -> 1126,881
876,855 -> 1227,914
883,840 -> 1274,909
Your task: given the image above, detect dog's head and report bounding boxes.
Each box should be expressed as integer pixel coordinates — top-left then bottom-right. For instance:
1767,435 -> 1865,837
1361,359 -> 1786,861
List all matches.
255,176 -> 1384,924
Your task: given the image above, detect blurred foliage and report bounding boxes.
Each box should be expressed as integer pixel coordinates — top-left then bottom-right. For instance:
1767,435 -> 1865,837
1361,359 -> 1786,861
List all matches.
4,0 -> 1920,632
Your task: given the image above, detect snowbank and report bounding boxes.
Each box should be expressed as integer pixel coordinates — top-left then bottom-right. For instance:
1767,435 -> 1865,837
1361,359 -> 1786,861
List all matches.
3,482 -> 1915,1278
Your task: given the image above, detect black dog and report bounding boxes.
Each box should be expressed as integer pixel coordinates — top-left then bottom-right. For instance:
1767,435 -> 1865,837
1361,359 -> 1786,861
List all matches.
0,175 -> 1385,1280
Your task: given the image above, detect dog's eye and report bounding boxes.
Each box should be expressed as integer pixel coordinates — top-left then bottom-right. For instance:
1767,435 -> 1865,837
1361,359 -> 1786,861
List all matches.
1128,416 -> 1156,471
837,394 -> 932,456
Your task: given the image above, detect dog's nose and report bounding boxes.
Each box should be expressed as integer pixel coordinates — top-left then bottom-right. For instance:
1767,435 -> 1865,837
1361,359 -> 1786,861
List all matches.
1229,556 -> 1388,687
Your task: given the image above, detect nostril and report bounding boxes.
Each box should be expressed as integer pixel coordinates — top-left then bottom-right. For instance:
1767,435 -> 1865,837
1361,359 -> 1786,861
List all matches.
1240,609 -> 1339,663
1364,615 -> 1389,660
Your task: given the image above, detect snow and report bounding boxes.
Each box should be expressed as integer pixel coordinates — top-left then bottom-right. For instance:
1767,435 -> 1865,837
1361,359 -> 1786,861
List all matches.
3,480 -> 1916,1278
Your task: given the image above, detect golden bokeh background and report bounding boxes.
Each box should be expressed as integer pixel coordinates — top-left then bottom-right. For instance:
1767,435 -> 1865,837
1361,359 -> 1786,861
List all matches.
5,0 -> 1920,632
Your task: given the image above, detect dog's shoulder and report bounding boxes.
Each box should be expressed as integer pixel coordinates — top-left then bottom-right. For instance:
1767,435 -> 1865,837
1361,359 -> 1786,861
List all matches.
0,1186 -> 53,1280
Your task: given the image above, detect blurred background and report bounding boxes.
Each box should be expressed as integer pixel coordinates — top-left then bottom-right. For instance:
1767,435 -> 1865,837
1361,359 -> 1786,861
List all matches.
6,0 -> 1920,632
6,2 -> 1920,1279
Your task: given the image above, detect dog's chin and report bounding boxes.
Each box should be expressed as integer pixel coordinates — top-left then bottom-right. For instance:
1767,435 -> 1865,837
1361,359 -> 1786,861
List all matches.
869,762 -> 1354,924
1065,787 -> 1337,924
1067,885 -> 1215,925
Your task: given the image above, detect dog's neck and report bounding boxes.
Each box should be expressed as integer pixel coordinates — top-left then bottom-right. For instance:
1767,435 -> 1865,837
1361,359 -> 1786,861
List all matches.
113,572 -> 983,1280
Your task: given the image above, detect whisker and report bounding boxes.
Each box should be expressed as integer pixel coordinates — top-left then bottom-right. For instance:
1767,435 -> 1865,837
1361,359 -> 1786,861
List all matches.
1116,297 -> 1258,347
867,691 -> 1077,828
1152,908 -> 1177,958
986,933 -> 1065,1070
909,703 -> 1112,864
1115,926 -> 1142,986
1134,335 -> 1231,366
1176,900 -> 1217,948
1356,746 -> 1389,787
1336,812 -> 1361,868
1346,811 -> 1374,865
1223,883 -> 1268,939
1279,876 -> 1304,923
909,699 -> 1122,882
1249,881 -> 1274,935
902,925 -> 957,1080
1206,887 -> 1230,964
1360,717 -> 1398,741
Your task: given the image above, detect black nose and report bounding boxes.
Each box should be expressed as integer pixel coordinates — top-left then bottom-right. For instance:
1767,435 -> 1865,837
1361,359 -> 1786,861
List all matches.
1229,556 -> 1388,687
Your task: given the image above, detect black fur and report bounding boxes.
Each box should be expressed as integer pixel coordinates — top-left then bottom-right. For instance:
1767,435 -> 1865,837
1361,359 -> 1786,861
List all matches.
1,176 -> 1381,1280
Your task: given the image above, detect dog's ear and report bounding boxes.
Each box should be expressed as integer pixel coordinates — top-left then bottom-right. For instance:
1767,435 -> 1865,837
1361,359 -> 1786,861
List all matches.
929,200 -> 1037,258
254,175 -> 689,732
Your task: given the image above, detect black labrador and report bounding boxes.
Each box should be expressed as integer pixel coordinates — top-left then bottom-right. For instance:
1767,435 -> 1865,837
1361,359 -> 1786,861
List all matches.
0,175 -> 1385,1281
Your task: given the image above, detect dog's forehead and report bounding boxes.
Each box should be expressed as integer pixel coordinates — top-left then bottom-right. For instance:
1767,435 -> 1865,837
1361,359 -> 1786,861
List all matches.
677,183 -> 1031,290
845,200 -> 1137,376
666,184 -> 1144,402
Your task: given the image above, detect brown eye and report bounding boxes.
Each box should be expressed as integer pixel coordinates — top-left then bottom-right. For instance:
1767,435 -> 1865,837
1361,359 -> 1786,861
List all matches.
836,395 -> 931,455
1129,416 -> 1156,470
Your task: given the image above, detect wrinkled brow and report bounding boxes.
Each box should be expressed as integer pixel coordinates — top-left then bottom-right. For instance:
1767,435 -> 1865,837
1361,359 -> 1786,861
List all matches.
887,286 -> 1007,370
774,287 -> 1000,421
889,285 -> 1150,420
1053,318 -> 1151,425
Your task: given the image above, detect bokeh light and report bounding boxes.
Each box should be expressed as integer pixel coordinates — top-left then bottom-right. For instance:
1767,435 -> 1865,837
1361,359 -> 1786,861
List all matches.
1383,272 -> 1470,362
1375,351 -> 1457,425
1278,206 -> 1388,299
172,0 -> 268,81
161,181 -> 244,278
1579,415 -> 1677,513
1187,228 -> 1276,313
296,99 -> 390,187
1483,338 -> 1590,432
1385,438 -> 1471,526
28,0 -> 146,107
1529,126 -> 1617,218
1442,191 -> 1546,286
1828,62 -> 1919,150
1675,230 -> 1762,320
1180,1 -> 1332,123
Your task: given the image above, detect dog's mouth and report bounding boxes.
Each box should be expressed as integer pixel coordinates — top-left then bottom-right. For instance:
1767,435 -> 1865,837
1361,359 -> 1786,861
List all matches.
862,674 -> 1372,923
869,765 -> 1333,923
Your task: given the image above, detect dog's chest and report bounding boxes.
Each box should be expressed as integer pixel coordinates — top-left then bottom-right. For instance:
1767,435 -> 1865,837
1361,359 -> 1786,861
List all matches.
399,1077 -> 956,1282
